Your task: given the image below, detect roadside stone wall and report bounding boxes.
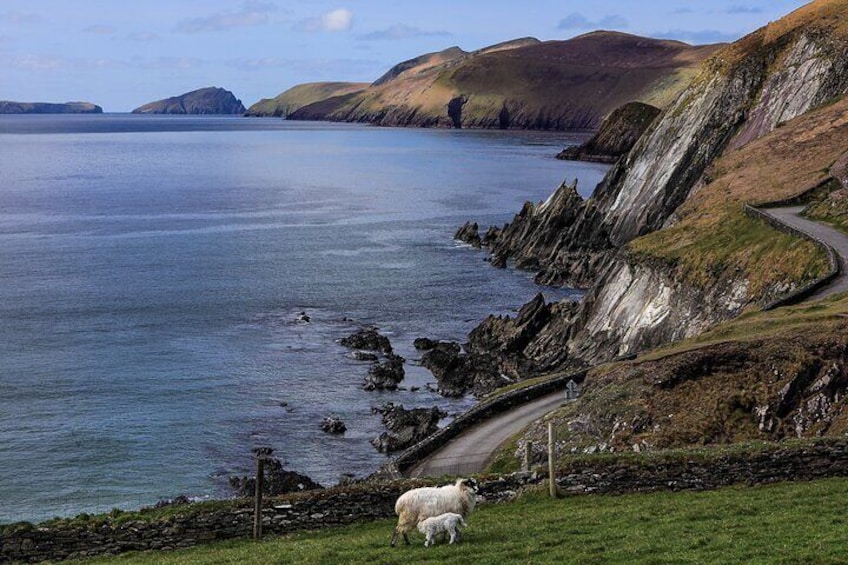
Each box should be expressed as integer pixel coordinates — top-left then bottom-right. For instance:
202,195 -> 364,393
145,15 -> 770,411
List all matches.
744,201 -> 840,310
5,439 -> 848,563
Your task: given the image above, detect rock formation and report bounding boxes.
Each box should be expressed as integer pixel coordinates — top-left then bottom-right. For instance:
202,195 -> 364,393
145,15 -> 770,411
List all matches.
229,458 -> 322,497
556,102 -> 661,163
370,403 -> 447,453
132,87 -> 246,115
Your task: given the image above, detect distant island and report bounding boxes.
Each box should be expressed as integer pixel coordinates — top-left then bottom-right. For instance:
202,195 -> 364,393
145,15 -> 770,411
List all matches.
132,87 -> 246,115
246,32 -> 722,130
0,101 -> 103,114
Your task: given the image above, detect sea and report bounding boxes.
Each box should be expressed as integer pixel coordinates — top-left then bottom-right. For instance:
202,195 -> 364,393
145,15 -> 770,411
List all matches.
0,115 -> 608,524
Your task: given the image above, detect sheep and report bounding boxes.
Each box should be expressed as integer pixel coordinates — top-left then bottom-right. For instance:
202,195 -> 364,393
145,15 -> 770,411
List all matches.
390,477 -> 477,547
417,512 -> 467,547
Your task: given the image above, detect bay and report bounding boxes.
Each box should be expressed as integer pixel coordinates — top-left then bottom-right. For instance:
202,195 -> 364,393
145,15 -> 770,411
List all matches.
0,115 -> 607,523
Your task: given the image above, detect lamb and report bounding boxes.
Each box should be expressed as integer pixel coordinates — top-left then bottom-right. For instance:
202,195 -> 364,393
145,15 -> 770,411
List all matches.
390,477 -> 477,547
417,512 -> 467,547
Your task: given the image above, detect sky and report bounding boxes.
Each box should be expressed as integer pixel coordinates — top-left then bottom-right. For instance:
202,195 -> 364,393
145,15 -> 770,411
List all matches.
0,1 -> 812,112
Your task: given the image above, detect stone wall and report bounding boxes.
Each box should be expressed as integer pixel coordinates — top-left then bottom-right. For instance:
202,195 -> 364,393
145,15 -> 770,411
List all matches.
5,439 -> 848,563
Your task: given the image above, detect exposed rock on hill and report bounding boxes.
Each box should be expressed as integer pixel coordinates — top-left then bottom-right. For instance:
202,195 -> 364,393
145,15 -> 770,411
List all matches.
0,101 -> 103,114
557,102 -> 661,163
132,87 -> 246,115
251,32 -> 720,130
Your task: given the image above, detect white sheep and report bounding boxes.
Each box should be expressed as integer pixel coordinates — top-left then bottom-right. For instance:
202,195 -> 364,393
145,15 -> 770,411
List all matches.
417,512 -> 467,547
390,477 -> 477,547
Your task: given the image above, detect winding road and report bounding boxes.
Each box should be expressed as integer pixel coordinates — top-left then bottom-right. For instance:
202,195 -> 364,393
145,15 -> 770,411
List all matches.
763,206 -> 848,299
408,205 -> 848,479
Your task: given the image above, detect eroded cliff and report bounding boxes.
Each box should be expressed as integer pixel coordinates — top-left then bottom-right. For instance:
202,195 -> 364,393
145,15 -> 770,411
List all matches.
470,0 -> 848,373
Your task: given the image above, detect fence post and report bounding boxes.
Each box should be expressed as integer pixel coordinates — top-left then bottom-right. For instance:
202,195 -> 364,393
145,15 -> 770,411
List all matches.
523,441 -> 532,472
548,422 -> 557,498
253,447 -> 274,540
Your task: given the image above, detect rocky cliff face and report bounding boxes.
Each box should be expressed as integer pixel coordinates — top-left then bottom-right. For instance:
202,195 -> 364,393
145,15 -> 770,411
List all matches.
0,101 -> 103,114
132,87 -> 246,115
470,1 -> 848,372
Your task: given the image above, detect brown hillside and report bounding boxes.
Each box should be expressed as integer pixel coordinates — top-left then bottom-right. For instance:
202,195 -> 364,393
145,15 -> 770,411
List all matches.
255,32 -> 721,129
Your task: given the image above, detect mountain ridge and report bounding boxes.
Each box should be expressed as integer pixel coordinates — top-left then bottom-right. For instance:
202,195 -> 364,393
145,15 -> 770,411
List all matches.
247,31 -> 722,130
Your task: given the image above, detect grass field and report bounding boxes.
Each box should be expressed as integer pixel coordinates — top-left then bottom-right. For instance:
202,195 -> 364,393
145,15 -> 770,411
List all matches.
70,477 -> 848,564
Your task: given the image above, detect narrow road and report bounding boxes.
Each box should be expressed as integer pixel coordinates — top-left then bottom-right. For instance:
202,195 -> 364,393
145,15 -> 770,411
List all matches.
408,391 -> 567,477
764,206 -> 848,299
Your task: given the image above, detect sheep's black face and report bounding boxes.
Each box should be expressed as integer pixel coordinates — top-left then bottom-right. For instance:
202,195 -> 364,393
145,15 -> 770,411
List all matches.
462,478 -> 479,492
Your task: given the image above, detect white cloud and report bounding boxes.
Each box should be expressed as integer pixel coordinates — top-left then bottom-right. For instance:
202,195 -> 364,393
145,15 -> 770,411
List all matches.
83,25 -> 116,35
0,11 -> 43,25
176,1 -> 278,33
358,24 -> 451,41
557,12 -> 628,31
298,8 -> 353,33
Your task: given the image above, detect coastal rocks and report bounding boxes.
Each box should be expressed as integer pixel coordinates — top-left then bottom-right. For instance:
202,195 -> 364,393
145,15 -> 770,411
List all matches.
341,327 -> 405,390
419,341 -> 505,397
364,354 -> 406,391
556,102 -> 660,163
321,416 -> 347,435
370,403 -> 447,453
229,458 -> 323,497
340,328 -> 393,355
454,222 -> 482,247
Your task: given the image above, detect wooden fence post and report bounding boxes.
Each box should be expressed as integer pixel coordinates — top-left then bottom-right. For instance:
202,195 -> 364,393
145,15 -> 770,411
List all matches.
548,422 -> 557,498
524,441 -> 532,472
253,447 -> 274,540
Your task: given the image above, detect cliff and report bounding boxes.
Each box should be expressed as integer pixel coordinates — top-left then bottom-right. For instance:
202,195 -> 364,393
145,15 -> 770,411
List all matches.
132,87 -> 246,115
467,0 -> 848,374
251,32 -> 720,130
0,101 -> 103,114
556,102 -> 661,163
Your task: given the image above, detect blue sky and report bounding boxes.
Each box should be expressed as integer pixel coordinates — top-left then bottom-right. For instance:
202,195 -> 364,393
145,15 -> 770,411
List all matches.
0,1 -> 810,111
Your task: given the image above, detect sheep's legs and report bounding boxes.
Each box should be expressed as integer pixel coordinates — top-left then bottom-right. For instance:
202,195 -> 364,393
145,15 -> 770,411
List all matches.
390,529 -> 411,547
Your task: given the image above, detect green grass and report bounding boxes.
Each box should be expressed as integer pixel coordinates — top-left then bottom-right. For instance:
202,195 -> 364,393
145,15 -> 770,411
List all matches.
68,478 -> 848,564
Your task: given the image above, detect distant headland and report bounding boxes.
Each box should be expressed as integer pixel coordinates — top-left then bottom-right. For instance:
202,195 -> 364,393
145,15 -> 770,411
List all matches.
0,101 -> 103,114
132,87 -> 246,115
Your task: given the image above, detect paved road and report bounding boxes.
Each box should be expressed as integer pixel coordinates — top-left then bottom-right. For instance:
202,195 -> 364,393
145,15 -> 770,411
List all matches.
408,204 -> 848,479
764,206 -> 848,299
408,391 -> 568,477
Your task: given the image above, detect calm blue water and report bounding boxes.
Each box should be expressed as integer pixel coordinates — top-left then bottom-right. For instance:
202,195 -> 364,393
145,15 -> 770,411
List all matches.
0,115 -> 607,523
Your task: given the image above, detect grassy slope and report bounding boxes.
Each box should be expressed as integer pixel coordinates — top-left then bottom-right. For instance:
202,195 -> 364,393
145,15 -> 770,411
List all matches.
245,82 -> 368,116
629,95 -> 848,298
70,478 -> 848,564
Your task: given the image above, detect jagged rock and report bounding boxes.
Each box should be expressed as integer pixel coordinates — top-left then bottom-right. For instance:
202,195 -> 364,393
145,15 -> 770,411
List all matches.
321,416 -> 347,434
364,354 -> 405,391
370,403 -> 447,453
229,458 -> 323,497
455,221 -> 482,247
419,341 -> 504,397
340,328 -> 393,355
556,102 -> 660,163
413,337 -> 439,351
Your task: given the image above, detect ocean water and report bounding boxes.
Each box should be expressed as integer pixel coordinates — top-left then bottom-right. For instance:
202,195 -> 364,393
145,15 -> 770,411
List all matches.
0,115 -> 608,523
